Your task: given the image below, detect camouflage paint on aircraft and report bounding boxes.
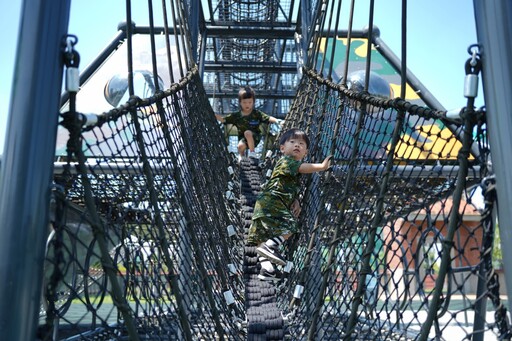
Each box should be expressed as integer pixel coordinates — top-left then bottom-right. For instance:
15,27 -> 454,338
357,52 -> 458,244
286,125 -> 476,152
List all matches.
318,37 -> 421,103
316,36 -> 465,160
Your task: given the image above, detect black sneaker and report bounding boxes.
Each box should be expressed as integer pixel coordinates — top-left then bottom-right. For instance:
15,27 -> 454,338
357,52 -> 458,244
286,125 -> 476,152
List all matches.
257,267 -> 283,282
256,243 -> 287,266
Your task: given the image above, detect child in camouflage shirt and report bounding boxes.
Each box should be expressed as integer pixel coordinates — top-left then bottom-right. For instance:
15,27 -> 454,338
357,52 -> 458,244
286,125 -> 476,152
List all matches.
247,128 -> 332,281
215,86 -> 281,160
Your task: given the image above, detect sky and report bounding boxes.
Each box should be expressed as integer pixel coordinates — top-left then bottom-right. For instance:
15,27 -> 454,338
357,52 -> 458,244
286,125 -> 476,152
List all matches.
0,0 -> 483,153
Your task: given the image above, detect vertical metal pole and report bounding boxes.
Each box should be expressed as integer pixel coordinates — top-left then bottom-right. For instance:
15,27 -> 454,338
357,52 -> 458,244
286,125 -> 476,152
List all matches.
473,0 -> 512,313
0,0 -> 71,339
300,0 -> 313,67
189,0 -> 199,62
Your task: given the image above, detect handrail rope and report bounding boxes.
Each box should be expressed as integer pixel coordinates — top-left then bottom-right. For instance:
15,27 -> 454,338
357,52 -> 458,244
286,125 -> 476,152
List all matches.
318,0 -> 336,77
176,102 -> 231,335
341,0 -> 356,86
142,10 -> 196,323
60,40 -> 141,340
326,0 -> 343,80
291,63 -> 480,338
304,67 -> 449,122
363,0 -> 375,92
399,0 -> 407,99
287,78 -> 328,309
414,220 -> 453,318
301,86 -> 336,339
147,0 -> 163,94
307,91 -> 371,340
344,100 -> 408,340
125,0 -> 135,97
308,0 -> 329,71
80,67 -> 198,131
153,75 -> 237,337
417,48 -> 482,341
190,77 -> 246,310
174,0 -> 192,74
126,100 -> 196,340
168,82 -> 240,325
161,0 -> 176,84
43,184 -> 67,333
167,0 -> 185,79
286,79 -> 325,250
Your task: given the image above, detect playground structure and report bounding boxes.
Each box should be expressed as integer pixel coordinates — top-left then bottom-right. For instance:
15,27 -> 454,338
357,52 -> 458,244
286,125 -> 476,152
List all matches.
1,1 -> 512,340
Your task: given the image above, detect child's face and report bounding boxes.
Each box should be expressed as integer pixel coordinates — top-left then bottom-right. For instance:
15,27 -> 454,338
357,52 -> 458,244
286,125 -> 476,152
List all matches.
280,137 -> 308,160
240,98 -> 254,113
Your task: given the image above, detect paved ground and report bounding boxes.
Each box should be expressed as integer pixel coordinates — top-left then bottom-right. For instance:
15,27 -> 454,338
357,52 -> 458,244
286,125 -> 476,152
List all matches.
39,296 -> 509,340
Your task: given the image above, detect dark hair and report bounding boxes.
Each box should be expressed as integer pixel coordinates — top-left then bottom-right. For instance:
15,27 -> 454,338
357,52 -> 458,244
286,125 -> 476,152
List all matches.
279,128 -> 310,148
238,86 -> 256,102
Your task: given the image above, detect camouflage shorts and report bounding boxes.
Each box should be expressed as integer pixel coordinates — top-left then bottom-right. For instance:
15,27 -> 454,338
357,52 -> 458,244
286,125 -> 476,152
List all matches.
247,216 -> 295,246
240,134 -> 262,147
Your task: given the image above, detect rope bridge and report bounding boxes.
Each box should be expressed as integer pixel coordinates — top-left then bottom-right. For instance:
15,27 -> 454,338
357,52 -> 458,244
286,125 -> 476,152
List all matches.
35,0 -> 512,340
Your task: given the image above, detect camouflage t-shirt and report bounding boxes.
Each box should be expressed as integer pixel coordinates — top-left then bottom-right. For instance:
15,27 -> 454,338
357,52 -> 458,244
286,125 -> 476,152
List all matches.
252,155 -> 302,231
223,109 -> 271,139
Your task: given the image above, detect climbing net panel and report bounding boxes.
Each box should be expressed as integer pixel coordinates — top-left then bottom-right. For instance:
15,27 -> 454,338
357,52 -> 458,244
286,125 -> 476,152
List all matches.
43,70 -> 247,340
269,68 -> 506,340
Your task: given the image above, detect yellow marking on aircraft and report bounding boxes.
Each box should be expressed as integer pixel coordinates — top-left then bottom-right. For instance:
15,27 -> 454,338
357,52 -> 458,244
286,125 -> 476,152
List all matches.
337,37 -> 376,57
390,83 -> 420,100
391,124 -> 471,160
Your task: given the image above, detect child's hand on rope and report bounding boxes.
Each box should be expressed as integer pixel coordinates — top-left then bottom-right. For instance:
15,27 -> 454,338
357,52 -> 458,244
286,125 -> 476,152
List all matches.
322,155 -> 333,171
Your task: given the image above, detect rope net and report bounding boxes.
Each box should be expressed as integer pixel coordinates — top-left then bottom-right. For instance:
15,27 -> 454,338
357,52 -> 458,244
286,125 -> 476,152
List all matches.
44,70 -> 247,340
36,0 -> 511,340
271,69 -> 505,340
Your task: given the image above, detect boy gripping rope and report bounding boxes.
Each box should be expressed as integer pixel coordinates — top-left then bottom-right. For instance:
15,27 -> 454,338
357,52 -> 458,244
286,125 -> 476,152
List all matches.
247,128 -> 332,281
